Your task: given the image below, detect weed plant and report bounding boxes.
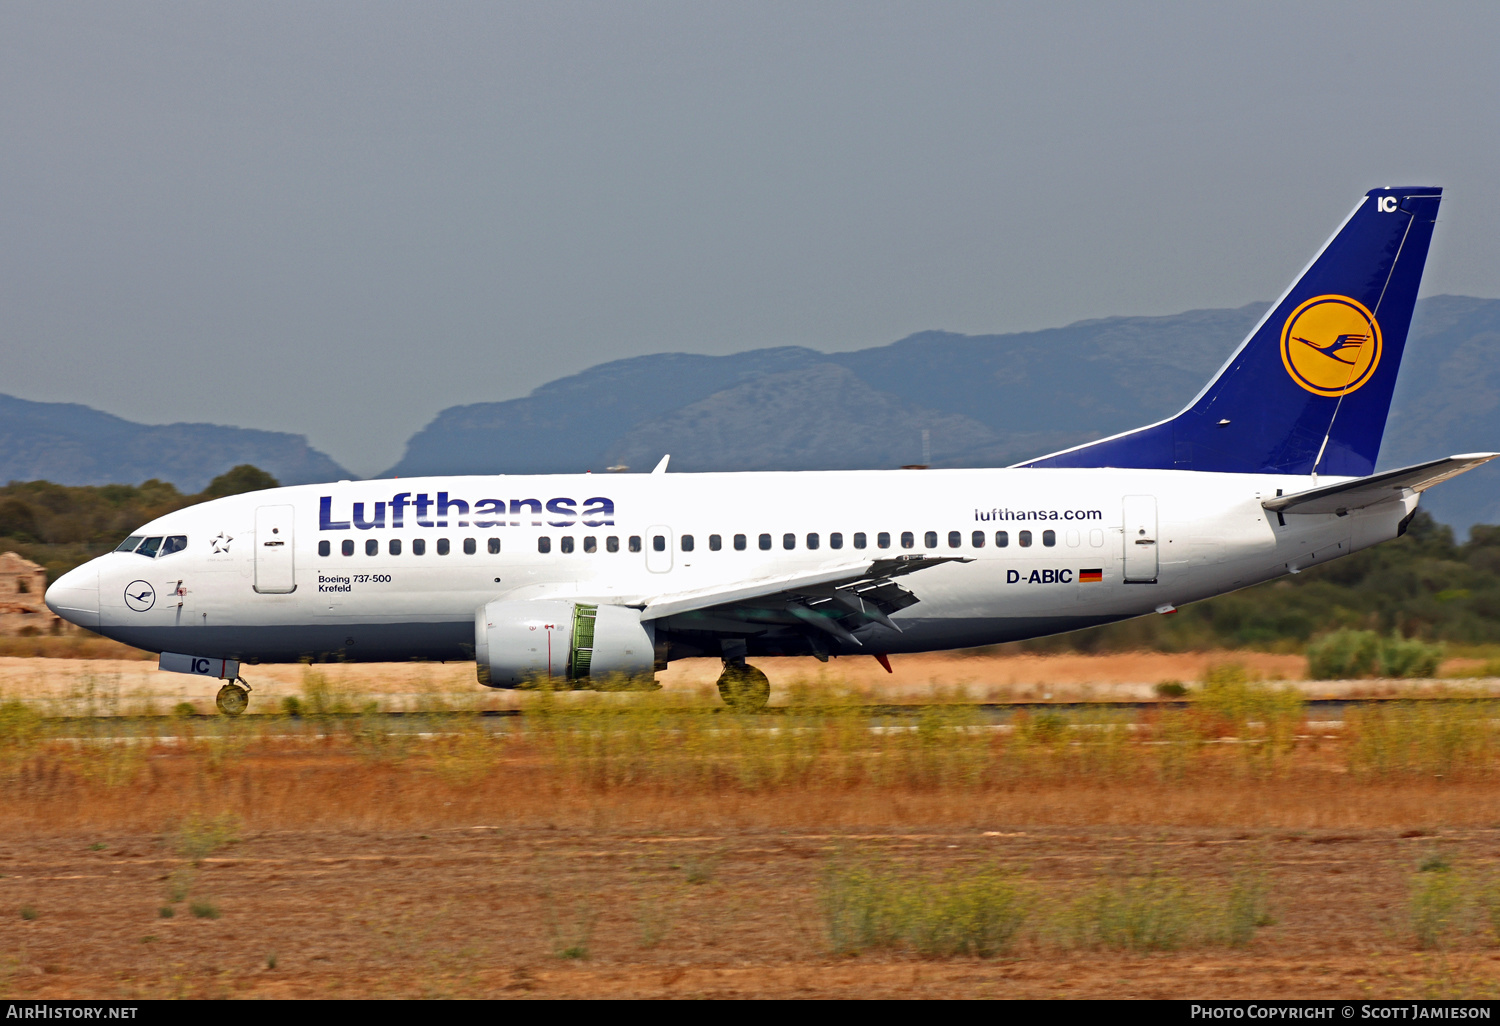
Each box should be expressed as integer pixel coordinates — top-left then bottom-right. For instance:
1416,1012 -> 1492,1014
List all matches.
1347,694 -> 1497,779
823,859 -> 1269,956
1193,664 -> 1305,776
1061,869 -> 1270,951
174,813 -> 240,865
823,860 -> 1030,957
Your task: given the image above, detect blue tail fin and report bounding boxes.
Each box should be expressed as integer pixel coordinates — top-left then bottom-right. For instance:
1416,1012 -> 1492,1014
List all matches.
1020,187 -> 1442,476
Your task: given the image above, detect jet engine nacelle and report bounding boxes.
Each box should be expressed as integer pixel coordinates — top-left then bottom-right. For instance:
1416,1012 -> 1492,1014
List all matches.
475,600 -> 655,688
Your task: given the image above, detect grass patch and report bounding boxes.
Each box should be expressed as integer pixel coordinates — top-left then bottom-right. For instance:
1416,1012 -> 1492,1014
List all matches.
188,900 -> 220,920
1347,695 -> 1497,779
173,813 -> 240,865
1063,869 -> 1270,950
822,858 -> 1270,958
545,893 -> 597,960
823,860 -> 1031,957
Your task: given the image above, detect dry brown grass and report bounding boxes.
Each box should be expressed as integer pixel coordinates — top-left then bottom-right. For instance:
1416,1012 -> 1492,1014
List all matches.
5,686 -> 1500,998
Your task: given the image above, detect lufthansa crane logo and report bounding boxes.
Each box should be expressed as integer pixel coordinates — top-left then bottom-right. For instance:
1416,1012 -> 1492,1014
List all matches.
1279,294 -> 1383,397
124,581 -> 156,612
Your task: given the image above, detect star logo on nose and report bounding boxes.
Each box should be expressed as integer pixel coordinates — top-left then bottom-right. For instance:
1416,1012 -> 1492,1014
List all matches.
210,532 -> 233,554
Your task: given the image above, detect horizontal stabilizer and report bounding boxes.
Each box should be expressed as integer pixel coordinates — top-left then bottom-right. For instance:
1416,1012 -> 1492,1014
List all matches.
1263,453 -> 1499,515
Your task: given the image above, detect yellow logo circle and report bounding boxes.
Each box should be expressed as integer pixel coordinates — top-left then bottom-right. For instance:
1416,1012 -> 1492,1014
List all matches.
1279,295 -> 1382,397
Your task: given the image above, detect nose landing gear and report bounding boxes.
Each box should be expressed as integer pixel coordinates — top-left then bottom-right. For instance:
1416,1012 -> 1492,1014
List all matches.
215,678 -> 251,717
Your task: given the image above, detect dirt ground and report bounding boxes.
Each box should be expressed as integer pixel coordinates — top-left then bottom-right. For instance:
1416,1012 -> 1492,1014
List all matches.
0,650 -> 1482,715
2,818 -> 1498,999
3,650 -> 1499,999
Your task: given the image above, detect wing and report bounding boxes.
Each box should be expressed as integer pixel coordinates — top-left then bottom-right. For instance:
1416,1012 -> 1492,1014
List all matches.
640,554 -> 969,651
1263,453 -> 1499,515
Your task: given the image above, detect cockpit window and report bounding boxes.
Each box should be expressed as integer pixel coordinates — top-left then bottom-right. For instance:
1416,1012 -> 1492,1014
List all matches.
136,537 -> 163,558
116,536 -> 144,553
159,536 -> 188,557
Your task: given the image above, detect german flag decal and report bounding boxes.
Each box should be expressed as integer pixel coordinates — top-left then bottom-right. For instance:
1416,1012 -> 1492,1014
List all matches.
1079,569 -> 1103,583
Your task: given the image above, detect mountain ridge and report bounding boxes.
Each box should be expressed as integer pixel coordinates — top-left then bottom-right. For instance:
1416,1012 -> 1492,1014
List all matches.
0,394 -> 349,493
387,296 -> 1500,532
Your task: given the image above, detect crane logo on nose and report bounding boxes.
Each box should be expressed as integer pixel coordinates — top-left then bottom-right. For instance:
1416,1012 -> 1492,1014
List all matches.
1279,294 -> 1383,397
124,581 -> 156,612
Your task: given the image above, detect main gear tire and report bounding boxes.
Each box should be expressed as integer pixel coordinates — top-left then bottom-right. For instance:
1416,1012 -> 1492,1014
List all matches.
215,683 -> 250,717
716,664 -> 771,712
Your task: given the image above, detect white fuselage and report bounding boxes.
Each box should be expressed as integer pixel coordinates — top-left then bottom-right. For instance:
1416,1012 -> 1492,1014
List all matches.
45,467 -> 1415,678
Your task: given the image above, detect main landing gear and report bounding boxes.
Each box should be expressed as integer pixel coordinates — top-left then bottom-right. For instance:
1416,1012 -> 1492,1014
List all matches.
215,678 -> 252,717
716,662 -> 771,712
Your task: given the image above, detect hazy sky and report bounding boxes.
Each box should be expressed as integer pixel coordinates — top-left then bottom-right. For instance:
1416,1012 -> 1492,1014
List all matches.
3,2 -> 1498,476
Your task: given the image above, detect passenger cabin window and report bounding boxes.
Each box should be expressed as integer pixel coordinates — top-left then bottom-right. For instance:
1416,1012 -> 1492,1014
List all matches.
806,533 -> 819,550
853,532 -> 866,549
709,534 -> 722,551
877,532 -> 890,549
365,539 -> 378,556
759,534 -> 772,551
734,534 -> 747,551
137,537 -> 163,558
629,536 -> 641,553
391,539 -> 403,556
924,531 -> 938,548
1042,529 -> 1056,547
606,536 -> 619,553
413,538 -> 426,555
830,532 -> 843,549
652,535 -> 666,552
537,537 -> 551,554
559,537 -> 573,553
116,536 -> 144,552
948,531 -> 961,549
681,535 -> 694,552
318,540 -> 330,557
583,536 -> 596,553
436,538 -> 449,555
1019,530 -> 1032,547
160,536 -> 187,556
783,533 -> 796,550
464,538 -> 477,555
971,531 -> 985,548
341,539 -> 354,557
901,532 -> 915,549
996,531 -> 1009,547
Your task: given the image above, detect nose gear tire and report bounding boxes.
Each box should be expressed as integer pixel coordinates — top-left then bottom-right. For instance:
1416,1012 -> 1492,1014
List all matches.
216,683 -> 249,717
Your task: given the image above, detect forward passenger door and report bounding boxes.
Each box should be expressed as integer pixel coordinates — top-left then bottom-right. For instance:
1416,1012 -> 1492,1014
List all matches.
254,505 -> 297,594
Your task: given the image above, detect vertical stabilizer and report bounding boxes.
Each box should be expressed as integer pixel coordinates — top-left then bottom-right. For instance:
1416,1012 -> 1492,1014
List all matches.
1021,187 -> 1442,476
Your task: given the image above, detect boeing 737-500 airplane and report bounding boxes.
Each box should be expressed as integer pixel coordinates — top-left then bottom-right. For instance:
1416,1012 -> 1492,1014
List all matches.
45,186 -> 1497,714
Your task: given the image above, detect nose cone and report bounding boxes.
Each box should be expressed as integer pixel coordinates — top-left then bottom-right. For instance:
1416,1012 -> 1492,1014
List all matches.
45,562 -> 100,629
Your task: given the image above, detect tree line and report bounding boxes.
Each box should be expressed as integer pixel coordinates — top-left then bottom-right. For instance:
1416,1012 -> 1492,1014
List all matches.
0,465 -> 278,584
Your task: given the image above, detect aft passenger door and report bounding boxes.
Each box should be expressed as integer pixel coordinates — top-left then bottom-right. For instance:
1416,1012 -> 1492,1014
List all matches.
1122,495 -> 1159,583
254,505 -> 297,594
645,525 -> 673,573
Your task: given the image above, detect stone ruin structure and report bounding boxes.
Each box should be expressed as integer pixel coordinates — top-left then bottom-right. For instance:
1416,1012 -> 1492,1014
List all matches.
0,551 -> 61,636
